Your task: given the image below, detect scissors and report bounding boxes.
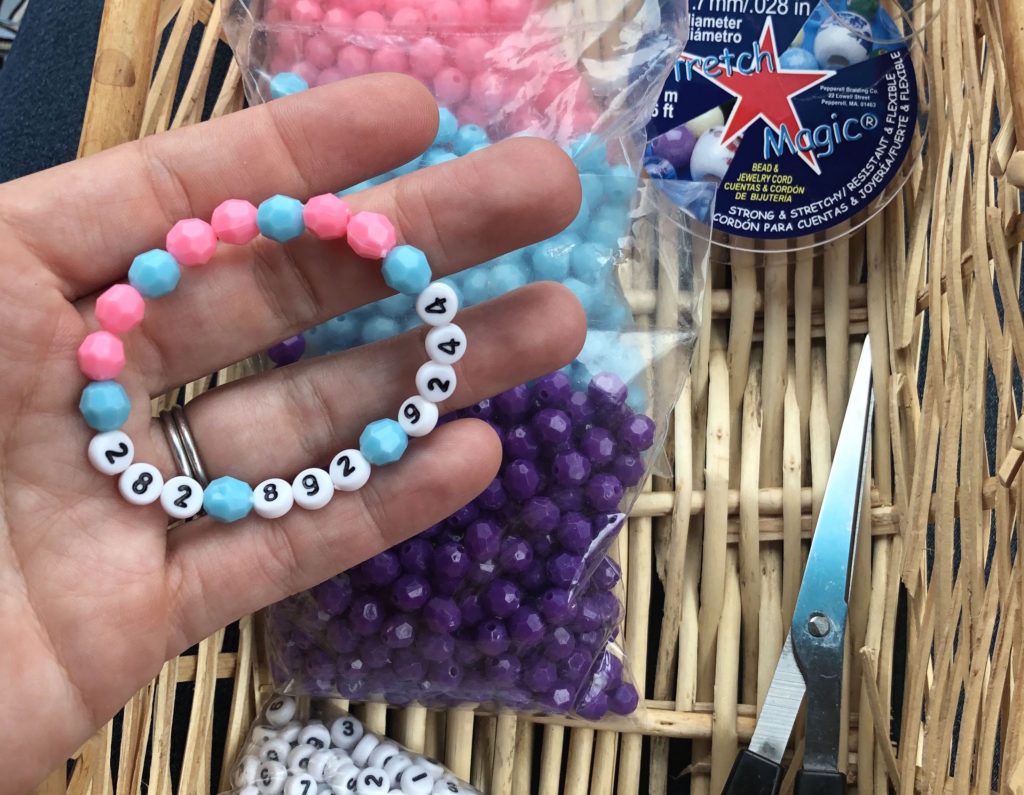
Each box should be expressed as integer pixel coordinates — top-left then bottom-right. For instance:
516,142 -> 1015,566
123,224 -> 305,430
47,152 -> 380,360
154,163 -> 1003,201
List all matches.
721,338 -> 874,795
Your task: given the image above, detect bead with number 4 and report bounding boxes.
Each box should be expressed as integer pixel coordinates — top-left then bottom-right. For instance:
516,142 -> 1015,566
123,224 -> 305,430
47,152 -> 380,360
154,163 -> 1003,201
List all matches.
415,282 -> 459,326
424,324 -> 467,365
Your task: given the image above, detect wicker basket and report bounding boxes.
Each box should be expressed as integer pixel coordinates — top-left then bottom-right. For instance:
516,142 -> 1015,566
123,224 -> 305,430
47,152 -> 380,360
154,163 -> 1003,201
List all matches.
40,0 -> 1024,792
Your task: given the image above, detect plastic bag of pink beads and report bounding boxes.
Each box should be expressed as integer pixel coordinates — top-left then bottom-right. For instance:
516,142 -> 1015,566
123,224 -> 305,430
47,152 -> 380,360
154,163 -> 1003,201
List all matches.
222,0 -> 715,720
222,694 -> 484,794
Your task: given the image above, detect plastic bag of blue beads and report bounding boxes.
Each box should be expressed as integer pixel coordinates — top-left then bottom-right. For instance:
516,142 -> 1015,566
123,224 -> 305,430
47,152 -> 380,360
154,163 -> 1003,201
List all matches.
222,0 -> 718,720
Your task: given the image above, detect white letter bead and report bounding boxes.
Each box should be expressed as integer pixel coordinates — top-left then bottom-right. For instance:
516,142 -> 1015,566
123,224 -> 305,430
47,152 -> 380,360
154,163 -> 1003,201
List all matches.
278,721 -> 303,744
330,716 -> 364,749
285,773 -> 319,795
398,396 -> 439,438
265,696 -> 297,727
383,755 -> 412,782
415,362 -> 457,403
262,738 -> 292,763
254,478 -> 295,519
118,463 -> 164,506
425,324 -> 467,365
160,475 -> 204,519
257,760 -> 288,794
431,782 -> 466,795
251,726 -> 278,746
415,759 -> 445,780
88,430 -> 135,475
398,765 -> 434,795
233,755 -> 261,788
299,723 -> 332,750
293,468 -> 333,510
351,733 -> 381,767
287,744 -> 316,772
415,282 -> 459,326
307,749 -> 340,782
329,449 -> 371,492
367,742 -> 400,769
328,765 -> 360,791
240,787 -> 261,795
356,767 -> 391,795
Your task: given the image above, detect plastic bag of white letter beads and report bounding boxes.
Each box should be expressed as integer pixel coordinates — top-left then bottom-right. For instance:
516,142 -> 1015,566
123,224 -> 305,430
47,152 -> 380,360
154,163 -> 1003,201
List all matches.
222,695 -> 481,795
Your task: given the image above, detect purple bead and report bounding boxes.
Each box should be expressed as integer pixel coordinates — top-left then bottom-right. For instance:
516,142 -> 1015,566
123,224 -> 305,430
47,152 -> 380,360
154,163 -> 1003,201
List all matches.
433,542 -> 470,579
429,661 -> 464,689
476,619 -> 511,656
586,473 -> 624,511
291,628 -> 315,651
467,558 -> 499,586
338,678 -> 368,700
532,408 -> 572,448
494,383 -> 531,420
454,642 -> 484,666
475,477 -> 508,511
349,595 -> 385,635
588,372 -> 628,411
561,649 -> 592,685
380,614 -> 416,648
463,397 -> 494,420
608,682 -> 640,715
594,651 -> 624,692
421,522 -> 444,538
465,518 -> 503,560
650,125 -> 696,169
360,640 -> 392,668
268,334 -> 306,366
423,597 -> 462,634
575,688 -> 609,720
523,657 -> 558,692
507,606 -> 546,646
600,403 -> 632,432
521,496 -> 561,534
572,596 -> 603,632
579,427 -> 617,468
484,654 -> 522,686
504,425 -> 540,460
566,390 -> 596,427
548,485 -> 585,512
359,550 -> 401,586
447,502 -> 480,529
547,552 -> 585,589
533,371 -> 572,408
593,557 -> 621,590
306,677 -> 336,697
432,575 -> 463,596
542,683 -> 575,713
482,579 -> 522,618
578,629 -> 603,650
498,536 -> 534,573
552,450 -> 592,486
539,588 -> 578,625
519,559 -> 548,592
392,648 -> 429,680
457,592 -> 485,626
618,414 -> 656,453
543,626 -> 576,661
557,512 -> 593,554
338,656 -> 369,680
398,538 -> 433,575
421,632 -> 456,662
532,532 -> 556,558
503,459 -> 541,500
304,648 -> 335,681
592,590 -> 622,626
326,620 -> 359,654
391,573 -> 431,611
613,453 -> 646,487
313,576 -> 352,616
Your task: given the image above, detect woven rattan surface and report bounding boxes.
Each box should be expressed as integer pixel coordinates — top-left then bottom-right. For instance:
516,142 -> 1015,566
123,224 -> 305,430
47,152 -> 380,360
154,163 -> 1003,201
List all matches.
36,0 -> 1024,792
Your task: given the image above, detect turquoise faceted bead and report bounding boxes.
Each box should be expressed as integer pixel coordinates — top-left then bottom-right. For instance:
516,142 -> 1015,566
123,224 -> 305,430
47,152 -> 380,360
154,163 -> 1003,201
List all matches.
570,242 -> 614,283
79,381 -> 131,432
129,249 -> 180,298
257,195 -> 305,242
203,476 -> 254,523
453,124 -> 490,156
489,261 -> 529,294
360,419 -> 409,466
383,245 -> 432,295
269,72 -> 308,99
434,107 -> 459,146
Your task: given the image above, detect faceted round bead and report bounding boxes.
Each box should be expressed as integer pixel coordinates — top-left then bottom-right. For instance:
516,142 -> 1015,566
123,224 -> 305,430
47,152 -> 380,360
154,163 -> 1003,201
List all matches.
211,199 -> 259,245
166,218 -> 217,266
532,408 -> 572,448
594,651 -> 625,692
566,390 -> 596,426
453,124 -> 490,156
350,595 -> 386,635
257,195 -> 306,242
392,647 -> 429,681
547,552 -> 585,589
543,626 -> 576,661
588,372 -> 628,411
429,661 -> 464,689
447,501 -> 479,529
618,413 -> 656,453
503,459 -> 540,501
580,427 -> 617,467
382,245 -> 432,295
360,419 -> 409,465
576,686 -> 609,720
613,453 -> 646,487
464,398 -> 493,421
95,284 -> 145,334
380,614 -> 416,649
557,513 -> 593,554
348,211 -> 396,259
129,249 -> 180,298
504,425 -> 540,460
542,682 -> 575,714
88,430 -> 135,475
592,590 -> 622,626
78,331 -> 125,381
532,532 -> 556,558
532,372 -> 572,409
457,592 -> 485,627
561,649 -> 592,685
498,536 -> 533,573
79,381 -> 131,432
523,657 -> 558,692
484,654 -> 522,686
549,485 -> 585,513
521,496 -> 560,534
203,476 -> 253,523
314,576 -> 352,616
465,518 -> 502,561
608,682 -> 640,715
303,193 -> 351,240
327,621 -> 358,653
391,573 -> 431,611
539,588 -> 578,625
593,557 -> 621,590
475,477 -> 507,512
268,335 -> 306,366
467,558 -> 498,587
507,605 -> 545,645
586,473 -> 624,511
482,579 -> 521,618
552,450 -> 591,487
518,560 -> 548,594
398,538 -> 433,574
475,619 -> 510,656
361,551 -> 401,586
270,71 -> 309,99
433,542 -> 470,579
493,384 -> 531,420
572,596 -> 603,633
422,596 -> 462,634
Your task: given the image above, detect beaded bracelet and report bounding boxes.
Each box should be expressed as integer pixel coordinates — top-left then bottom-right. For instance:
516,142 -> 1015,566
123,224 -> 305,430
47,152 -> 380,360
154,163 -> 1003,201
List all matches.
79,193 -> 466,523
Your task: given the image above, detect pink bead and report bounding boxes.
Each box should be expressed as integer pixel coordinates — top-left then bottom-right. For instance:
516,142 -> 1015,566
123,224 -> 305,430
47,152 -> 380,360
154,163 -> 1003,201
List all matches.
409,37 -> 446,79
269,54 -> 294,75
470,70 -> 505,111
305,35 -> 337,70
303,194 -> 352,240
337,45 -> 371,77
264,7 -> 288,24
434,67 -> 469,105
344,0 -> 381,13
291,0 -> 323,23
459,0 -> 491,26
314,67 -> 347,86
490,0 -> 529,24
454,37 -> 490,75
347,212 -> 397,259
391,7 -> 426,35
354,10 -> 387,35
456,102 -> 490,128
425,0 -> 461,28
323,7 -> 355,46
274,30 -> 307,60
211,199 -> 259,245
95,285 -> 145,334
78,331 -> 126,381
289,60 -> 321,86
537,70 -> 580,109
371,44 -> 409,73
166,218 -> 218,267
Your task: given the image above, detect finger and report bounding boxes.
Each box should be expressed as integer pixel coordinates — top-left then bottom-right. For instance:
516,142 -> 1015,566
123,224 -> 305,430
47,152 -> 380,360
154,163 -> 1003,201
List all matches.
0,74 -> 439,299
147,282 -> 585,483
163,419 -> 500,654
82,137 -> 582,394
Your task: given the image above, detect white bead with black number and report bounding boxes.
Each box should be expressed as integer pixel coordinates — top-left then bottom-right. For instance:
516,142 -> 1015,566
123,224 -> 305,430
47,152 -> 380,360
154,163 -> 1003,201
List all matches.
329,449 -> 371,492
88,430 -> 135,475
298,722 -> 331,751
118,463 -> 163,506
329,716 -> 363,750
355,767 -> 391,795
287,744 -> 316,773
350,733 -> 380,767
254,478 -> 294,519
232,755 -> 261,788
160,475 -> 203,519
256,760 -> 288,794
398,396 -> 439,438
292,468 -> 333,510
398,764 -> 433,795
415,362 -> 457,403
415,282 -> 458,326
424,323 -> 467,365
284,773 -> 319,795
265,696 -> 297,727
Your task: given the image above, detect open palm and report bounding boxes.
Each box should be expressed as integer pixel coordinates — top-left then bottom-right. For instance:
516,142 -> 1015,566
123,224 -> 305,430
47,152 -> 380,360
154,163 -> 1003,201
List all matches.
0,74 -> 584,793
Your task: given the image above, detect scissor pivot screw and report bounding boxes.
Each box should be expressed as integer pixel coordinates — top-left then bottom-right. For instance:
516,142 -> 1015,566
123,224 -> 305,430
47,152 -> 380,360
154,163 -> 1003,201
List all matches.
808,613 -> 831,637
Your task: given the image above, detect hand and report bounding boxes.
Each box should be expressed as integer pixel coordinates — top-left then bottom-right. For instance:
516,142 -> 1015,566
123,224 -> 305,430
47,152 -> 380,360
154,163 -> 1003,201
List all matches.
0,74 -> 584,792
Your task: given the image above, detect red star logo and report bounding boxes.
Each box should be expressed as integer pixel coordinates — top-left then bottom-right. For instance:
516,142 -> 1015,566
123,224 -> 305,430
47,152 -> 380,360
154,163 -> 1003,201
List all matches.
681,19 -> 833,173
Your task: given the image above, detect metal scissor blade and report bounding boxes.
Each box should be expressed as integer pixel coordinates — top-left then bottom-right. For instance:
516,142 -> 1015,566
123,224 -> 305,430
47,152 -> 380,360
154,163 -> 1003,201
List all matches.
748,633 -> 806,765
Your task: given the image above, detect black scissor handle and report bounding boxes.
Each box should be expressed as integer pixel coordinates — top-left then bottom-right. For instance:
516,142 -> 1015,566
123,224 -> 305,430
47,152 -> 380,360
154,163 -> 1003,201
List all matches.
795,769 -> 846,795
721,749 -> 784,795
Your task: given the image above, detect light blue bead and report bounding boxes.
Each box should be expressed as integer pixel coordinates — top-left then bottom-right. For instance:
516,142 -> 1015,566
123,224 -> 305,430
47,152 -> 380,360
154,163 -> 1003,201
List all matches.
570,242 -> 614,283
435,108 -> 459,146
270,72 -> 308,99
324,314 -> 360,351
79,381 -> 131,432
337,179 -> 379,198
392,156 -> 422,178
400,314 -> 423,332
257,195 -> 305,242
360,419 -> 409,465
579,174 -> 606,207
383,245 -> 432,295
304,324 -> 330,357
568,134 -> 609,172
377,293 -> 416,318
563,277 -> 600,317
453,124 -> 490,156
468,142 -> 491,154
461,268 -> 491,306
490,261 -> 529,295
531,234 -> 579,281
361,315 -> 401,344
588,210 -> 629,249
129,249 -> 180,298
604,165 -> 637,204
438,277 -> 464,307
421,148 -> 458,168
780,47 -> 820,70
203,476 -> 254,523
603,298 -> 633,331
565,191 -> 592,236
